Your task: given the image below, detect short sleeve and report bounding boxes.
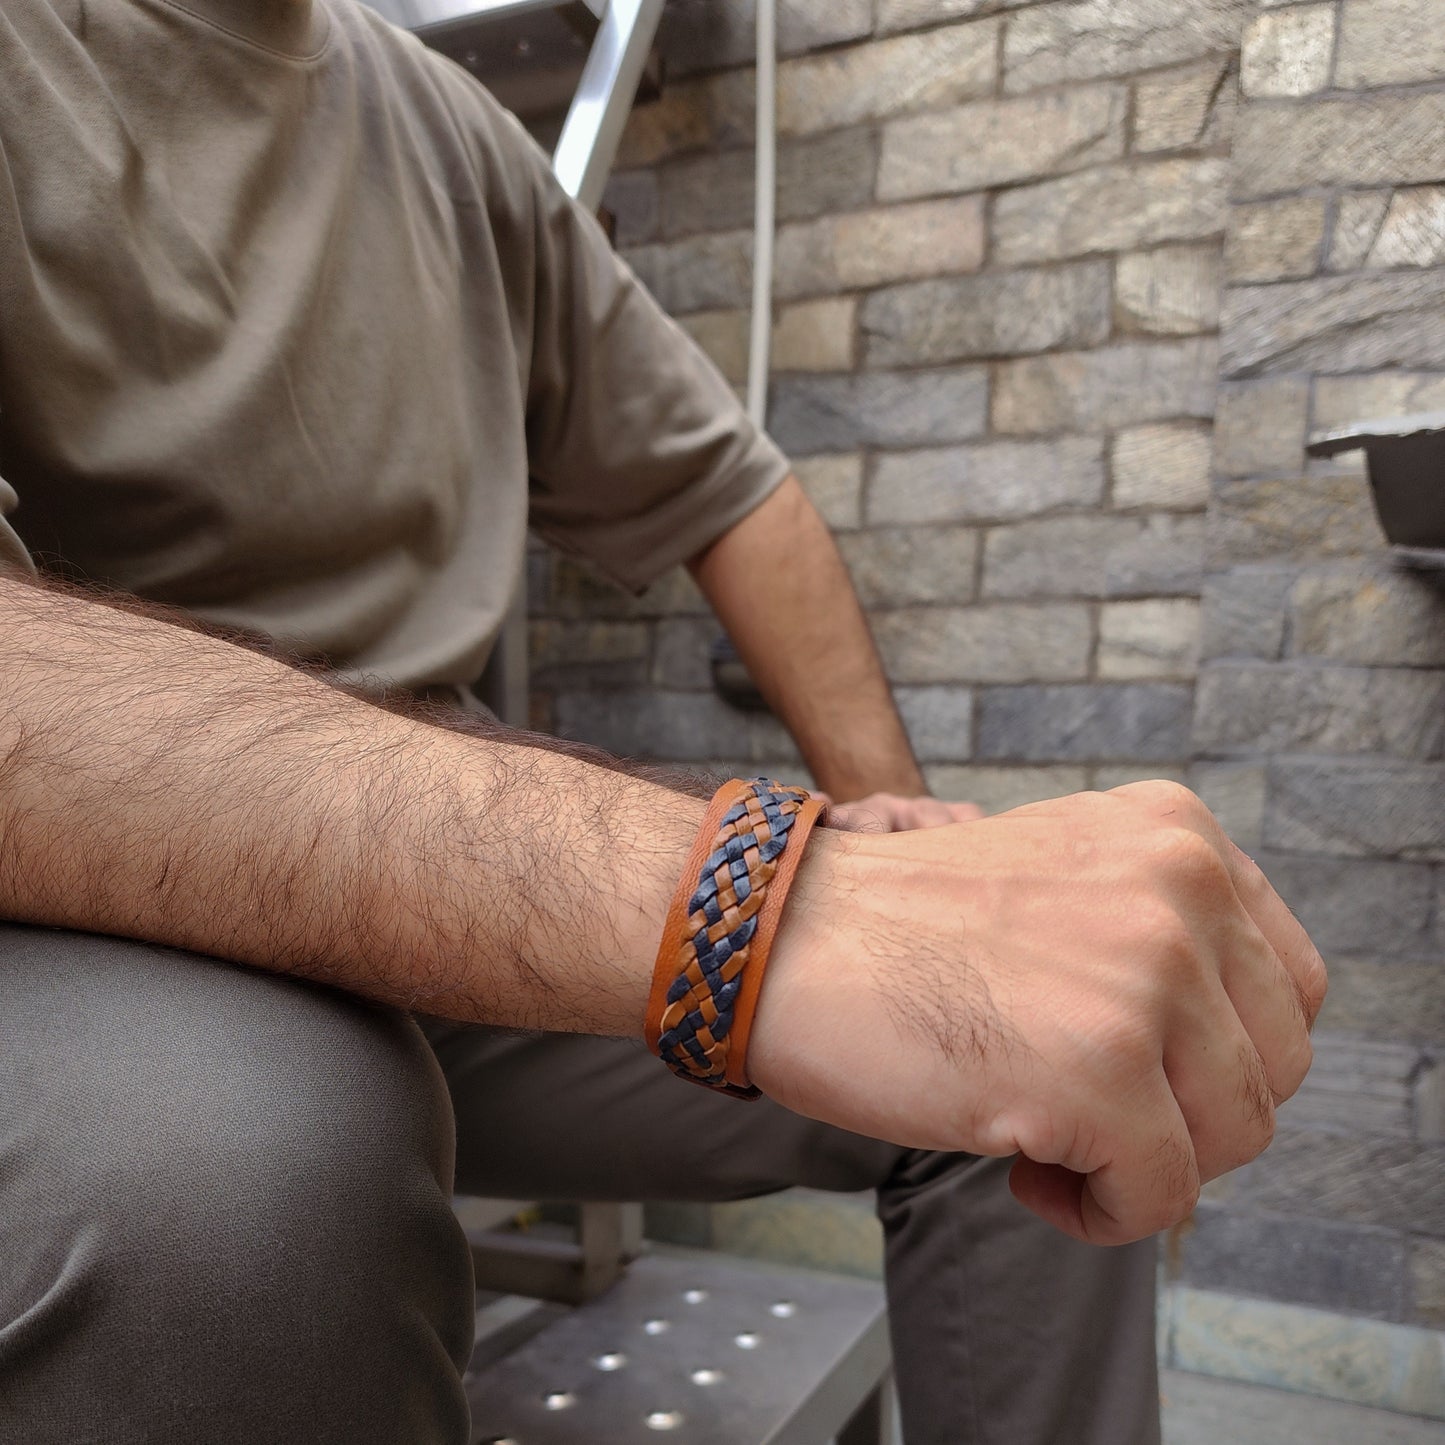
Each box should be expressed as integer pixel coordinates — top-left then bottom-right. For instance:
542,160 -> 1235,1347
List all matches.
474,91 -> 790,592
0,474 -> 37,579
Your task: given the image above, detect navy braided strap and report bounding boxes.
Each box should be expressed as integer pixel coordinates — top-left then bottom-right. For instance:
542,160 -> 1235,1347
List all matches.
644,778 -> 825,1098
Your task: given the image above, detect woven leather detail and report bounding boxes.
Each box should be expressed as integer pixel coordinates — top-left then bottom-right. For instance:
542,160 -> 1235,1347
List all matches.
645,778 -> 822,1096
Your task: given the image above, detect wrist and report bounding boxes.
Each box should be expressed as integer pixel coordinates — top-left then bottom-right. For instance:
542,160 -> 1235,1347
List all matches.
443,741 -> 705,1037
743,824 -> 858,1104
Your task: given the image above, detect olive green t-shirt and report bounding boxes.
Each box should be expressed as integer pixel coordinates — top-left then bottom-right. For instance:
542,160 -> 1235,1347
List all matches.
0,0 -> 787,687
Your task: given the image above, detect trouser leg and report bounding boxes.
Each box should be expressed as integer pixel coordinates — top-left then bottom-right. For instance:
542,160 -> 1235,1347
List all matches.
0,926 -> 475,1445
428,1024 -> 1161,1445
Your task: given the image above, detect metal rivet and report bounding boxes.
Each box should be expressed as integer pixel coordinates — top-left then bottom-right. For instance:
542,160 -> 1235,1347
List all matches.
544,1392 -> 576,1411
734,1332 -> 761,1349
594,1353 -> 628,1372
646,1411 -> 684,1431
770,1300 -> 798,1319
643,1319 -> 671,1336
683,1288 -> 708,1304
690,1368 -> 724,1386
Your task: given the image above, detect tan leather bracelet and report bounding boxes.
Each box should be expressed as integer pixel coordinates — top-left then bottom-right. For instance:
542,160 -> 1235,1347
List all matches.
644,778 -> 825,1098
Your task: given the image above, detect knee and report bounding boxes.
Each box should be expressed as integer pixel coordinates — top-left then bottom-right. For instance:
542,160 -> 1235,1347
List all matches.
2,927 -> 472,1353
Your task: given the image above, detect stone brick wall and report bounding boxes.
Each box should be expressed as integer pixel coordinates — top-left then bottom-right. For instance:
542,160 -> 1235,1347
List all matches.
523,0 -> 1444,1346
1184,0 -> 1445,1347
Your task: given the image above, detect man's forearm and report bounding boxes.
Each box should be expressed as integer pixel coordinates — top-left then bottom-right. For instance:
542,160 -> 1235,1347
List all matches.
689,476 -> 924,801
0,576 -> 700,1033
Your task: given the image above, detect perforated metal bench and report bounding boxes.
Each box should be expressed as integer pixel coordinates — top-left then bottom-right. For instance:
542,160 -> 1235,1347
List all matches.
462,1248 -> 894,1445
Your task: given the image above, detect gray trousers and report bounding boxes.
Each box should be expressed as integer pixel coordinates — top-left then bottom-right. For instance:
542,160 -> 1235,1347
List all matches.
0,926 -> 1161,1444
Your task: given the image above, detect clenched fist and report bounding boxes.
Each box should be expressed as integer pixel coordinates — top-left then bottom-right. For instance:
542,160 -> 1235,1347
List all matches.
749,780 -> 1325,1246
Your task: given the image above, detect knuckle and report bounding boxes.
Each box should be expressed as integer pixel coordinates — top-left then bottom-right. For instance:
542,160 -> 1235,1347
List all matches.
1273,1027 -> 1314,1101
1119,777 -> 1204,818
1156,826 -> 1229,888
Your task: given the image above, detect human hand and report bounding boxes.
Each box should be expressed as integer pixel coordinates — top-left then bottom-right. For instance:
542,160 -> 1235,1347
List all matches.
749,781 -> 1326,1246
821,791 -> 984,832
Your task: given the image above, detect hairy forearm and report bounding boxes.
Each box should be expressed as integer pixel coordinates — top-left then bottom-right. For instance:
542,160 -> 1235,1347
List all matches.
690,477 -> 924,800
0,576 -> 700,1033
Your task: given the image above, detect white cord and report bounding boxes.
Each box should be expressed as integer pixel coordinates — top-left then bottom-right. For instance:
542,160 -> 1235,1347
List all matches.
745,0 -> 777,428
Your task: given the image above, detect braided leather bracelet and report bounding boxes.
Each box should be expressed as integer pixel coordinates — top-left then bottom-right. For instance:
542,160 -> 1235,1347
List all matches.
644,778 -> 825,1098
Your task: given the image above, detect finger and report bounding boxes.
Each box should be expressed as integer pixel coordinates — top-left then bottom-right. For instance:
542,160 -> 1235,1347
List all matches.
1075,1091 -> 1200,1245
1218,846 -> 1328,1035
945,800 -> 985,823
1010,1084 -> 1199,1246
904,797 -> 961,830
1212,910 -> 1316,1104
1163,979 -> 1279,1182
1108,781 -> 1328,1035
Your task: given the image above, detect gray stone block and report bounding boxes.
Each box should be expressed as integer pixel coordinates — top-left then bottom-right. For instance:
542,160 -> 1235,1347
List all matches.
1313,373 -> 1445,432
1176,1204 -> 1408,1320
624,229 -> 753,315
993,339 -> 1218,434
657,0 -> 873,77
1417,1056 -> 1444,1144
793,453 -> 864,531
1189,760 -> 1267,850
1199,569 -> 1292,661
1240,3 -> 1336,98
1213,378 -> 1310,478
878,0 -> 1038,33
1228,1131 -> 1445,1234
651,617 -> 720,691
1003,0 -> 1245,93
1282,1033 -> 1424,1139
1289,569 -> 1445,667
1094,763 -> 1190,791
1112,423 -> 1213,511
1328,190 -> 1393,274
767,367 -> 989,455
1098,599 -> 1201,679
835,527 -> 979,607
1353,188 -> 1445,272
977,683 -> 1195,762
993,159 -> 1229,266
1334,0 -> 1445,90
982,514 -> 1204,599
774,196 -> 987,300
1206,475 -> 1384,566
871,604 -> 1093,684
861,262 -> 1112,367
529,619 -> 651,675
1115,244 -> 1222,337
1226,197 -> 1327,284
1232,92 -> 1445,199
895,686 -> 974,762
877,84 -> 1127,201
615,69 -> 755,170
1221,272 -> 1445,378
771,297 -> 856,373
601,170 -> 660,247
924,763 -> 1091,814
1265,759 -> 1445,860
870,437 -> 1107,526
1320,956 -> 1445,1044
776,22 -> 998,137
555,689 -> 796,763
656,128 -> 878,240
1411,1237 -> 1445,1328
1132,57 -> 1236,155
